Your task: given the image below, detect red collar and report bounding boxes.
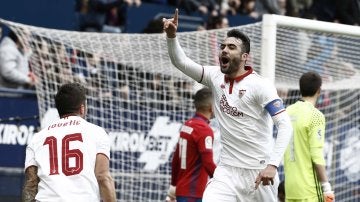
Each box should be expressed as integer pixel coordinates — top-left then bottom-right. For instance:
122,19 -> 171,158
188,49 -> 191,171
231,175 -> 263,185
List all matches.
224,66 -> 253,83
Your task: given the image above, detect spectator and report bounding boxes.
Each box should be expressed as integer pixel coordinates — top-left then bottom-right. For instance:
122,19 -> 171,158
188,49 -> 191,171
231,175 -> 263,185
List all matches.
254,0 -> 281,18
224,0 -> 242,15
0,30 -> 35,89
177,0 -> 220,16
335,0 -> 360,25
239,0 -> 259,19
142,18 -> 164,33
206,14 -> 229,29
286,0 -> 313,18
104,0 -> 142,33
75,0 -> 123,32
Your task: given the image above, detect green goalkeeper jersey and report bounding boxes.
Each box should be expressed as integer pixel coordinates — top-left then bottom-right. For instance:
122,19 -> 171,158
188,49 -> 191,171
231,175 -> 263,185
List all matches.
284,100 -> 326,200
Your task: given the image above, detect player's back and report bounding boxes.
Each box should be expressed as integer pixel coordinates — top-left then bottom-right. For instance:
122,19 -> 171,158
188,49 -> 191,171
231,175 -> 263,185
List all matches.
26,116 -> 110,202
176,116 -> 214,198
284,100 -> 325,199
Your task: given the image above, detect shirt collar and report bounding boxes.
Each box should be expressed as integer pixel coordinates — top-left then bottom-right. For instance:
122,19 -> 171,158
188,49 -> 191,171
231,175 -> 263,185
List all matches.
194,113 -> 210,124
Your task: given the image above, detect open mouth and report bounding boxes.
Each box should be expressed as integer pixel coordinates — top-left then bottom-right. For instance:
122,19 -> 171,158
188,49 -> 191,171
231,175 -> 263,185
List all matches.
220,56 -> 230,67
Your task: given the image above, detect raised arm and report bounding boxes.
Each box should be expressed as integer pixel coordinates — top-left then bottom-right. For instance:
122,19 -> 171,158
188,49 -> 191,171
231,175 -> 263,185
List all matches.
163,9 -> 204,82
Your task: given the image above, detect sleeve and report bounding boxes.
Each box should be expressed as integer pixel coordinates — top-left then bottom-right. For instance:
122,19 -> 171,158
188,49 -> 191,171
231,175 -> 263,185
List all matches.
268,111 -> 293,167
262,81 -> 292,167
196,127 -> 216,177
171,143 -> 180,186
309,111 -> 326,165
24,143 -> 37,170
258,79 -> 281,109
97,128 -> 111,159
167,37 -> 204,82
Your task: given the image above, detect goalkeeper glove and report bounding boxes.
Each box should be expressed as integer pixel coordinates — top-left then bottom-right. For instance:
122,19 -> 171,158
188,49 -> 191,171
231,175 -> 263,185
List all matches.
322,182 -> 335,202
167,185 -> 176,200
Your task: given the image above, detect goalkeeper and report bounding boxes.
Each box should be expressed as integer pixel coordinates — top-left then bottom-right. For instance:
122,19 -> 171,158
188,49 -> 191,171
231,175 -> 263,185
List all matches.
284,71 -> 334,202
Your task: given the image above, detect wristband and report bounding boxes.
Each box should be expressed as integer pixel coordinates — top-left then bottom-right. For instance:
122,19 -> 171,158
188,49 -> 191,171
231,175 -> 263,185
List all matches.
321,182 -> 332,193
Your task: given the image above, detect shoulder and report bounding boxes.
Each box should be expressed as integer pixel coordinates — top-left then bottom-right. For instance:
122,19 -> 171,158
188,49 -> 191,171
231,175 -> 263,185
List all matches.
247,72 -> 274,88
189,119 -> 213,136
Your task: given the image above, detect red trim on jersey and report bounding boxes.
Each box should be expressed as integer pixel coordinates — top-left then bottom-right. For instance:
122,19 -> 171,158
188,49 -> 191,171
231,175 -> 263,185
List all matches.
224,66 -> 253,94
274,109 -> 286,116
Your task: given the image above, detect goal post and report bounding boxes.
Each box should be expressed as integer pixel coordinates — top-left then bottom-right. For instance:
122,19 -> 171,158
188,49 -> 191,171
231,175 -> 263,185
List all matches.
261,14 -> 360,83
261,14 -> 360,201
0,14 -> 359,201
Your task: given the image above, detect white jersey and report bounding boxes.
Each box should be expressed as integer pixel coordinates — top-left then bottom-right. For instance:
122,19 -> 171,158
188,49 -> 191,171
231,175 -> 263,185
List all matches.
25,116 -> 110,202
167,36 -> 292,170
202,67 -> 279,169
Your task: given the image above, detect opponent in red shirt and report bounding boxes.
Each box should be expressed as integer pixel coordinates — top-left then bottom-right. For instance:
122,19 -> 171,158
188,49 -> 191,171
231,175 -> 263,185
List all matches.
167,87 -> 217,202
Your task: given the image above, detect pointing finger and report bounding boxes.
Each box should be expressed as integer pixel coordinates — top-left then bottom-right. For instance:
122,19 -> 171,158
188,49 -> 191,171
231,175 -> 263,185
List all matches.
174,8 -> 178,24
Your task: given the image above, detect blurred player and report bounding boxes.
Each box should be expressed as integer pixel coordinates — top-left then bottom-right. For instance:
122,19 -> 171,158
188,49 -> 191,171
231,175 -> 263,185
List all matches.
163,9 -> 292,201
22,82 -> 116,202
167,87 -> 217,202
284,72 -> 334,202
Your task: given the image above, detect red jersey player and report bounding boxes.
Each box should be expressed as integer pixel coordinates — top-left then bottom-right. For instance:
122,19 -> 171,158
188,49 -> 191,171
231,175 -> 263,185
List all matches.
167,87 -> 217,202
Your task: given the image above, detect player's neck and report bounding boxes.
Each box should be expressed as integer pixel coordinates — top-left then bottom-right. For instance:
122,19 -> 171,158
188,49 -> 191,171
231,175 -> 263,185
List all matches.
301,96 -> 317,106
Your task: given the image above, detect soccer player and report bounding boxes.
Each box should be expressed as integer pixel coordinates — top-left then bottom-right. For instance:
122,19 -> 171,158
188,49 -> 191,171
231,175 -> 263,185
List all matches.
22,83 -> 116,202
284,72 -> 335,202
167,87 -> 217,202
163,9 -> 293,201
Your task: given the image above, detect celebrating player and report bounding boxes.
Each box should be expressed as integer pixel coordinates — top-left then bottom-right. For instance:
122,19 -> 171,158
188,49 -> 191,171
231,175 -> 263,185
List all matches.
22,83 -> 116,202
167,87 -> 217,202
284,72 -> 334,202
163,9 -> 293,201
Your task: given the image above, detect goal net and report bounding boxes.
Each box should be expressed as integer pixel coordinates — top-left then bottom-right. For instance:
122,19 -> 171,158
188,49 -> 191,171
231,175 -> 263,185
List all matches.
1,14 -> 359,201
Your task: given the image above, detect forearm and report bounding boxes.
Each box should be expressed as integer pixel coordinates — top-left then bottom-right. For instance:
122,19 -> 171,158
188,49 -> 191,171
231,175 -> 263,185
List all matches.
22,166 -> 39,202
269,111 -> 292,166
166,37 -> 204,82
98,174 -> 116,202
314,163 -> 328,183
201,152 -> 216,177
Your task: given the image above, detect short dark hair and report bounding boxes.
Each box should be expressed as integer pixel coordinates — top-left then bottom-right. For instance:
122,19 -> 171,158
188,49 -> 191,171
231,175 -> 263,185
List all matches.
227,29 -> 250,54
299,71 -> 322,97
193,87 -> 213,111
55,83 -> 86,116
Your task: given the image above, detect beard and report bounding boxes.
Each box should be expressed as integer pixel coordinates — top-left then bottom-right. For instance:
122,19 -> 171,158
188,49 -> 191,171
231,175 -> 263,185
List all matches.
220,57 -> 241,75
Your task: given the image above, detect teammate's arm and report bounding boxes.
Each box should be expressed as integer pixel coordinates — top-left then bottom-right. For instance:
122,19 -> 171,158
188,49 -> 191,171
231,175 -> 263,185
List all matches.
95,154 -> 116,202
22,166 -> 39,202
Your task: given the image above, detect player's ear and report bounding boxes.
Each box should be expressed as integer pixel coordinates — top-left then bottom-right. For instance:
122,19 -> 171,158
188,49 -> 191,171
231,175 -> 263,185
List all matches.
80,104 -> 86,117
241,52 -> 248,61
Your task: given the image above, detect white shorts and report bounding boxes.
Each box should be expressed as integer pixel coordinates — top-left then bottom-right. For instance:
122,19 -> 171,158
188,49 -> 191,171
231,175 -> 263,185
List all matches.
203,164 -> 279,202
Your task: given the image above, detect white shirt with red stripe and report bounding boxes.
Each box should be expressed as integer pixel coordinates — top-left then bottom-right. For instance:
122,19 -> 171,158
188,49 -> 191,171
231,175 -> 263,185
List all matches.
202,66 -> 281,169
167,37 -> 292,169
25,115 -> 110,202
